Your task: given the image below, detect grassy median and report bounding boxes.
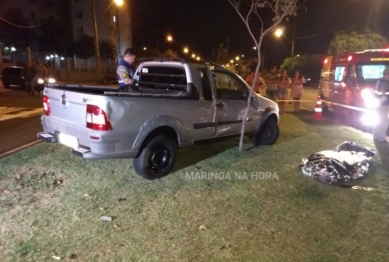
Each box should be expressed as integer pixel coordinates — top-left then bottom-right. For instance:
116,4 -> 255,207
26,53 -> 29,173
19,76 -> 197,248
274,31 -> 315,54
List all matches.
0,111 -> 388,261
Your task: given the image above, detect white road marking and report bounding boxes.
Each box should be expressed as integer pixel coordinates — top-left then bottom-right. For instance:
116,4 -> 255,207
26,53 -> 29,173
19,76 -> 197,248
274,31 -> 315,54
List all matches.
0,107 -> 42,121
0,140 -> 42,159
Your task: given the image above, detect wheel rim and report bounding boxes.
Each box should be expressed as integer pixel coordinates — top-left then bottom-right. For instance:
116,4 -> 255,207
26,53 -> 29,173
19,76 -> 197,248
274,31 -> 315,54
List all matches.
260,126 -> 273,141
148,146 -> 170,171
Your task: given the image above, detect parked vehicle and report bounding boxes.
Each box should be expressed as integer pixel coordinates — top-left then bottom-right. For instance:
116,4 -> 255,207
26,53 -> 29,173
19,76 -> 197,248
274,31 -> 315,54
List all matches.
100,73 -> 118,85
38,58 -> 279,180
318,49 -> 389,126
1,66 -> 55,91
302,75 -> 311,85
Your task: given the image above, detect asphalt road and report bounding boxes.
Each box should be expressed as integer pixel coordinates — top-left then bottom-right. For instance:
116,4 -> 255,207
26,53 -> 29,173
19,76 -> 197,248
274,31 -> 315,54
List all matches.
0,82 -> 320,156
0,83 -> 44,155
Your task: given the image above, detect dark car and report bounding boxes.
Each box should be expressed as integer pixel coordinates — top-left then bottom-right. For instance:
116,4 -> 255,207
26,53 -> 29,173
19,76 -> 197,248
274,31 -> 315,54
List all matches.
302,75 -> 311,86
0,66 -> 55,91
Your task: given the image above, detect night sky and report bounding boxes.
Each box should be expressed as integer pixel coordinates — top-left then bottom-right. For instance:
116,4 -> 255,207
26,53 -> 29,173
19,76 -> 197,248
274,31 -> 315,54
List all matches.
132,0 -> 389,67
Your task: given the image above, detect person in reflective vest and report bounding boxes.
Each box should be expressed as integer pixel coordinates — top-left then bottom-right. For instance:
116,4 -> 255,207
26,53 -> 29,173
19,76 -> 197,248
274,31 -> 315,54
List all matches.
117,48 -> 136,92
373,68 -> 389,143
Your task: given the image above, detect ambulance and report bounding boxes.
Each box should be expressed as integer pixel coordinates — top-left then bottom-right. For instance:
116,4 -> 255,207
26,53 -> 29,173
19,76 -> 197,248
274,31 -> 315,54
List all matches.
318,49 -> 389,125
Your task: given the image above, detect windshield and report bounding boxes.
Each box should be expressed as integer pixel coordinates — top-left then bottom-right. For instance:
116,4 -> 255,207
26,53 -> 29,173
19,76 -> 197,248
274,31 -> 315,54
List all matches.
357,63 -> 389,82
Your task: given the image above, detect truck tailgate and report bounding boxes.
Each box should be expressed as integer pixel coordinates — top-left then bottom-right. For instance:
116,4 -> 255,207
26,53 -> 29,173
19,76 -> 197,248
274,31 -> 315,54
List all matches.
45,87 -> 92,127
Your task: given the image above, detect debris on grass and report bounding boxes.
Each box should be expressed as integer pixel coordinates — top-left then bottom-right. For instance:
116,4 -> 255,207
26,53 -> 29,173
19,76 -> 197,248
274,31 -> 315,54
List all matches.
52,255 -> 61,260
114,224 -> 120,229
83,193 -> 90,197
15,175 -> 21,180
351,186 -> 374,191
199,225 -> 207,231
100,216 -> 113,221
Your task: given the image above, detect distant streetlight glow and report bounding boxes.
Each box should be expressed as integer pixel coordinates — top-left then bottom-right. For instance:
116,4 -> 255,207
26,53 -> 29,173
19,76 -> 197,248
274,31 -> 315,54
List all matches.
253,46 -> 257,50
235,56 -> 239,61
167,35 -> 173,42
183,47 -> 189,53
114,0 -> 124,6
191,54 -> 196,58
196,56 -> 200,60
275,28 -> 283,37
230,59 -> 233,63
143,47 -> 147,50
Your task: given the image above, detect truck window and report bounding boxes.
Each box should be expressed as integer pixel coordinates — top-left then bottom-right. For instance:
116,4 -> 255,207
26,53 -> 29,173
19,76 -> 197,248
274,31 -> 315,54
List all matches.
212,70 -> 247,99
357,63 -> 389,81
334,66 -> 345,82
137,66 -> 187,90
199,68 -> 212,100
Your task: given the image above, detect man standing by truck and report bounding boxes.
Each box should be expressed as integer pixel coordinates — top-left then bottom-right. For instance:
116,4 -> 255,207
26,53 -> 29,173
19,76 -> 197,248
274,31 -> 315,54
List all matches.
373,68 -> 389,143
265,66 -> 279,100
22,62 -> 37,96
116,48 -> 136,92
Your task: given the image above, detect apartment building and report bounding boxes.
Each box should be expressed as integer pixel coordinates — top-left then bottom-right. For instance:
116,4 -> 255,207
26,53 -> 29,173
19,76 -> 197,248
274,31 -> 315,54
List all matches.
0,0 -> 132,56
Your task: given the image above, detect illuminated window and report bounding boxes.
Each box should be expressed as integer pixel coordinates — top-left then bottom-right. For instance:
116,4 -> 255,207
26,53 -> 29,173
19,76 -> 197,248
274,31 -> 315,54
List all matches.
334,66 -> 345,82
113,16 -> 116,23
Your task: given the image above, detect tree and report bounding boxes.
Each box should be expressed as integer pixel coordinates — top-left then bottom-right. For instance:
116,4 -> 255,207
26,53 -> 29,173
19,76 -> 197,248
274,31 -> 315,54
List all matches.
280,54 -> 323,81
228,0 -> 305,151
74,34 -> 95,60
212,40 -> 231,65
328,30 -> 388,55
162,49 -> 179,58
99,40 -> 117,60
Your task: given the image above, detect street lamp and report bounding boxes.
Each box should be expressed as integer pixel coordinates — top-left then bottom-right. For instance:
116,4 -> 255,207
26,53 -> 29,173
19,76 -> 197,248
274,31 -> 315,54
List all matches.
167,35 -> 173,42
191,54 -> 196,58
274,27 -> 295,59
235,56 -> 240,61
183,47 -> 189,54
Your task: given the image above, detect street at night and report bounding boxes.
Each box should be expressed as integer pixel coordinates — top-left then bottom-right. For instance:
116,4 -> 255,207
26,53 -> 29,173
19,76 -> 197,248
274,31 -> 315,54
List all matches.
1,0 -> 389,261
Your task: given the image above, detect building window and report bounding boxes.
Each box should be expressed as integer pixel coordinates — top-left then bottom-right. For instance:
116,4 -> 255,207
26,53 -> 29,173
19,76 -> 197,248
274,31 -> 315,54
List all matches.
31,13 -> 36,19
77,27 -> 84,35
113,16 -> 116,23
75,11 -> 83,18
47,1 -> 53,7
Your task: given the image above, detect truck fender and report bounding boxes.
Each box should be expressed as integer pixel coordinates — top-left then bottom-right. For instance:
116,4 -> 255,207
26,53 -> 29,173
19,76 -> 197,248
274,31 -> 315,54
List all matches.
253,107 -> 279,134
132,115 -> 190,150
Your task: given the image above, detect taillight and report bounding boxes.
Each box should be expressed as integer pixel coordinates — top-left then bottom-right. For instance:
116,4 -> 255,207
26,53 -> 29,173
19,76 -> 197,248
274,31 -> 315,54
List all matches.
86,104 -> 112,131
43,95 -> 50,116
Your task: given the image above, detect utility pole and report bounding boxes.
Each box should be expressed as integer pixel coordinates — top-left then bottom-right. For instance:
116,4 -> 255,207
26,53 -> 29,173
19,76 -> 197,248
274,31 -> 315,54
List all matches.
92,0 -> 101,73
291,16 -> 296,60
116,6 -> 121,60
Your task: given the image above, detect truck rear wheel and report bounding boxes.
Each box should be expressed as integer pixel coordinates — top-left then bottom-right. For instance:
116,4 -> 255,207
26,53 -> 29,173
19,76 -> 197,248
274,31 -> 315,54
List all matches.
133,135 -> 176,180
250,118 -> 279,146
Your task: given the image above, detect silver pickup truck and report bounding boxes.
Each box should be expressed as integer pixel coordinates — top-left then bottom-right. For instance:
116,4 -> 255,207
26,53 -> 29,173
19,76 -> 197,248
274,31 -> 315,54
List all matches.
38,58 -> 279,179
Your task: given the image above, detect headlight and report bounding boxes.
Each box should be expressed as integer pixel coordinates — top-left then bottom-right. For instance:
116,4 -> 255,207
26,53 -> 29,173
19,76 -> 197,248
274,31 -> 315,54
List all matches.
361,88 -> 372,100
48,78 -> 56,84
361,88 -> 379,108
360,111 -> 379,126
37,78 -> 44,84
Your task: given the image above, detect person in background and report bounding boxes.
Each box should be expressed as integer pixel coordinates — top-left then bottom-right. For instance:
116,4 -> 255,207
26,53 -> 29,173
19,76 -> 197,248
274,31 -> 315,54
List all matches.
245,65 -> 264,94
373,68 -> 389,143
117,48 -> 136,92
22,62 -> 37,96
277,69 -> 290,115
265,66 -> 278,100
291,70 -> 304,112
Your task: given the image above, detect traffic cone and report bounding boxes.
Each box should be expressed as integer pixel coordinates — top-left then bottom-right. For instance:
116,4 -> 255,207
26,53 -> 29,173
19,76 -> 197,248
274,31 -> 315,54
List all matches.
313,96 -> 323,120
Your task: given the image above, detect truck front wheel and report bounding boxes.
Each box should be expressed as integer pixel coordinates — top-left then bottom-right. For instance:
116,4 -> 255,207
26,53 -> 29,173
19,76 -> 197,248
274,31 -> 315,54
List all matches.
133,135 -> 176,180
250,118 -> 279,146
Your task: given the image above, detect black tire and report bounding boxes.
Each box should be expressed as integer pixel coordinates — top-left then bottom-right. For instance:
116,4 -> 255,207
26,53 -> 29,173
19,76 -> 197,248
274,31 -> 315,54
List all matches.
133,135 -> 176,180
101,78 -> 109,85
250,118 -> 279,146
3,81 -> 10,88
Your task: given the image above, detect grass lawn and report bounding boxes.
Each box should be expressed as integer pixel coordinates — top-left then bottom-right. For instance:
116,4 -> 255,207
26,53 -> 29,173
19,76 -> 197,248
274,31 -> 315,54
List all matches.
0,112 -> 388,261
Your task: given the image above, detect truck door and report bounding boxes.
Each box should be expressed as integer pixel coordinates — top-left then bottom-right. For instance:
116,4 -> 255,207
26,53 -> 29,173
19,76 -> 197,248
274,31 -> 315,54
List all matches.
332,64 -> 346,110
211,70 -> 258,137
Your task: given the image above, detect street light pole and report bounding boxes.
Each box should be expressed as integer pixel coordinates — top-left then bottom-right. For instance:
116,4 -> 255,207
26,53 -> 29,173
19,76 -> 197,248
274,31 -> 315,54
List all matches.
92,0 -> 101,73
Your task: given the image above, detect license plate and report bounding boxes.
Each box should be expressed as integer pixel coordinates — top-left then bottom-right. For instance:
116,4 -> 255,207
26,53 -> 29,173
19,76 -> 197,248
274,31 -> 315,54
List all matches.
58,133 -> 79,149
